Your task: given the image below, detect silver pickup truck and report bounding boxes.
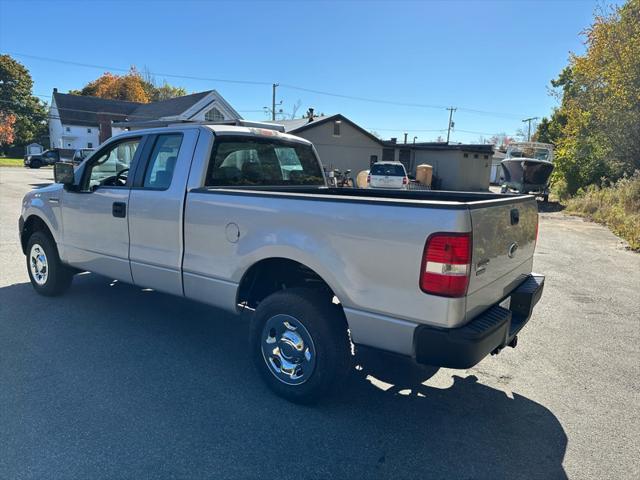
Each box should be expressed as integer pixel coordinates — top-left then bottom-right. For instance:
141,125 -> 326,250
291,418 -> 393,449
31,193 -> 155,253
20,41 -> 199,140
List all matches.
19,121 -> 544,403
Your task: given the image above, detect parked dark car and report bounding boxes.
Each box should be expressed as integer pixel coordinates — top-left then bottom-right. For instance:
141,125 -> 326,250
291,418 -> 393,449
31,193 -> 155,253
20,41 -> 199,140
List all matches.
23,149 -> 61,169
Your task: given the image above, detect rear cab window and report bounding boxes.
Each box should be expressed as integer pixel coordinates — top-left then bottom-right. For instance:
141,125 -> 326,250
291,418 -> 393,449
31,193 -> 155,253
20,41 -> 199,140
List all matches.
370,163 -> 406,176
205,136 -> 325,187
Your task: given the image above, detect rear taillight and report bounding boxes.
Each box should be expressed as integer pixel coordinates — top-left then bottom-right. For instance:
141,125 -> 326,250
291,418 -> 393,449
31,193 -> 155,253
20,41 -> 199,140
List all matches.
367,174 -> 371,183
402,176 -> 408,185
420,232 -> 471,297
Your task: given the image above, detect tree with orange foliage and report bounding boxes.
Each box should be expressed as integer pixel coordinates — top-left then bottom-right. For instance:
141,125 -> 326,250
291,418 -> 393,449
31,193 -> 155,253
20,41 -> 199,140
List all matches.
0,112 -> 16,145
72,68 -> 151,103
71,67 -> 186,103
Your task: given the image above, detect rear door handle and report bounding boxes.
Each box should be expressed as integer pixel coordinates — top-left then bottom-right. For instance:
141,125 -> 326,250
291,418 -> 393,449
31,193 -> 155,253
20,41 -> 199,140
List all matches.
112,202 -> 126,218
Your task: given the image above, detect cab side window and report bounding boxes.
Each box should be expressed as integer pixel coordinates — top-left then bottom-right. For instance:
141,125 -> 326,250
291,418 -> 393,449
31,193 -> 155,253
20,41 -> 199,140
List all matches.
85,138 -> 140,190
143,134 -> 183,189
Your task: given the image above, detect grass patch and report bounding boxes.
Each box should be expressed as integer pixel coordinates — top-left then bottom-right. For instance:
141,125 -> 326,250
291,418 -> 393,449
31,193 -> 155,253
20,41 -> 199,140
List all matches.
564,172 -> 640,250
0,158 -> 23,167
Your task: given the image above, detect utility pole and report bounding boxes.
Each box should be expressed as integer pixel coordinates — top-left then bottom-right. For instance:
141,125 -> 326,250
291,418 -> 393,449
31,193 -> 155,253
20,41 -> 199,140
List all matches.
446,107 -> 457,144
522,117 -> 538,142
271,83 -> 279,121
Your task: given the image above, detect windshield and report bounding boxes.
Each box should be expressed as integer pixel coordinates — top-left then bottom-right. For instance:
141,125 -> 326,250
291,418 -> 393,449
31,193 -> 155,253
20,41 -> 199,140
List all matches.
507,144 -> 553,161
206,136 -> 325,187
370,163 -> 406,176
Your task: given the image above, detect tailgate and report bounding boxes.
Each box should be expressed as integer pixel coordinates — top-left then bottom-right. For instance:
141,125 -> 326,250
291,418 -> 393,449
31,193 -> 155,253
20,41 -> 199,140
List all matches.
465,197 -> 538,320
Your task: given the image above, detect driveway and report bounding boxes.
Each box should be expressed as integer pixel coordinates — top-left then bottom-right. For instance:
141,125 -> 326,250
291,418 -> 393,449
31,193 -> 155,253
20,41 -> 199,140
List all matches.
1,167 -> 638,479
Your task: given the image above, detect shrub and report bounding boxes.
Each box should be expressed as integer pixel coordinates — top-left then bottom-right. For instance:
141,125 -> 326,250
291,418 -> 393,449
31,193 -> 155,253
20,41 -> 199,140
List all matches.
564,172 -> 640,250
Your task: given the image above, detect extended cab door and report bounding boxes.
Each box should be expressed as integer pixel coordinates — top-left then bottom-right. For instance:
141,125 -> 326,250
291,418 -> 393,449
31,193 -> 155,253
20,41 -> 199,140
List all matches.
127,129 -> 199,295
60,136 -> 144,282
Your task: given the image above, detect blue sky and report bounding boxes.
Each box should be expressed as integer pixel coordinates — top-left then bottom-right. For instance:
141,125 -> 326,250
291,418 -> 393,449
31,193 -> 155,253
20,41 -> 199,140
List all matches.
0,0 -> 611,143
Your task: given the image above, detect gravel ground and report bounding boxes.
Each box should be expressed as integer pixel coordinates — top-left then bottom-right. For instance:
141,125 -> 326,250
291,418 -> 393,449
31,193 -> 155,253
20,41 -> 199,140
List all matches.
1,167 -> 638,479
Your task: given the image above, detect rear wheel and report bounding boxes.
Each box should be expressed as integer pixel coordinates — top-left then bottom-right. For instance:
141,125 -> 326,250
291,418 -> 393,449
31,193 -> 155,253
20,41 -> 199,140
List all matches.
249,288 -> 352,404
30,159 -> 41,169
26,231 -> 73,296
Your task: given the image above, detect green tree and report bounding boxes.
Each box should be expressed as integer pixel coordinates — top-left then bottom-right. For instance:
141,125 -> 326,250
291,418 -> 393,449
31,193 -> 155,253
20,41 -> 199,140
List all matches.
540,0 -> 640,195
0,54 -> 48,148
141,67 -> 187,102
149,81 -> 187,102
533,110 -> 566,145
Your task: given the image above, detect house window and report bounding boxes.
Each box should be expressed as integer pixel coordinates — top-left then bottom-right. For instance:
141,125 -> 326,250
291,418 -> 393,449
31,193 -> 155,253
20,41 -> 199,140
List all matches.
88,142 -> 93,148
484,154 -> 488,159
333,120 -> 341,136
87,128 -> 92,133
474,153 -> 479,159
463,153 -> 469,158
65,127 -> 70,132
204,107 -> 224,122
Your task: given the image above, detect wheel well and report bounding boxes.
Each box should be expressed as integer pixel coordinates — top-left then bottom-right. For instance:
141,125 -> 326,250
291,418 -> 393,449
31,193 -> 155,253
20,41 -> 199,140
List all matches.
21,216 -> 53,254
237,258 -> 336,310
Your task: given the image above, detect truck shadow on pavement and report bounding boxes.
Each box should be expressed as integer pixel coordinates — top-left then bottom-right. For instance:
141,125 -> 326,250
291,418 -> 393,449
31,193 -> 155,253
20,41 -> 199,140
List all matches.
0,274 -> 567,480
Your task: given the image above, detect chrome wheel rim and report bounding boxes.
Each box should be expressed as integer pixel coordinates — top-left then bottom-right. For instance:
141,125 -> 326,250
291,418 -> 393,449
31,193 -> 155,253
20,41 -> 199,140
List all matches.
29,243 -> 48,286
261,314 -> 316,385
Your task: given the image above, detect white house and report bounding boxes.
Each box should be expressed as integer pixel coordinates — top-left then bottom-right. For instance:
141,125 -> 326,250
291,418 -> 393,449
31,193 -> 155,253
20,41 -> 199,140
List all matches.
49,88 -> 241,151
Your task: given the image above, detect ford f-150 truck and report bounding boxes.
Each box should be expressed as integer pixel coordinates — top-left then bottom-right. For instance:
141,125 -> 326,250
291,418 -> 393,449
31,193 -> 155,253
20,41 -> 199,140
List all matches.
19,120 -> 544,403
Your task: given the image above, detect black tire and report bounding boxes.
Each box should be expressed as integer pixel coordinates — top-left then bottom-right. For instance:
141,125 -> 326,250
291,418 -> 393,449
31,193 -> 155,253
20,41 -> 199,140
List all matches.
26,231 -> 73,296
30,160 -> 41,169
249,288 -> 352,404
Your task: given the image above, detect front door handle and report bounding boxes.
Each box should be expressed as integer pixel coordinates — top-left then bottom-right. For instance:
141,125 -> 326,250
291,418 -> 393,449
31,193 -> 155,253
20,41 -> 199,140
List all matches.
112,202 -> 126,218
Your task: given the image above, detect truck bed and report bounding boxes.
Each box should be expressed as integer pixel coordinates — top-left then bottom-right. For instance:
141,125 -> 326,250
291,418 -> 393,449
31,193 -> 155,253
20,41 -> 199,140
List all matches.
192,186 -> 533,209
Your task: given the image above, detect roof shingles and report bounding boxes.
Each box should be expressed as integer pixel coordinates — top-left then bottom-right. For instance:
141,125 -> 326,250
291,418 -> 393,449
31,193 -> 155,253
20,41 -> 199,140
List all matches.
52,90 -> 214,126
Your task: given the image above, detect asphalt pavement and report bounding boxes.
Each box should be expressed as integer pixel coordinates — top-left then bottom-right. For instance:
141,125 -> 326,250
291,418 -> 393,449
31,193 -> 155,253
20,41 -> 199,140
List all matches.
0,166 -> 638,479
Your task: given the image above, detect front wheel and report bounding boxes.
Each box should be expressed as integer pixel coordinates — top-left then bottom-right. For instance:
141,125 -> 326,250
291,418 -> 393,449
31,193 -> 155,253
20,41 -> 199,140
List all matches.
249,288 -> 352,404
26,231 -> 74,296
30,160 -> 41,169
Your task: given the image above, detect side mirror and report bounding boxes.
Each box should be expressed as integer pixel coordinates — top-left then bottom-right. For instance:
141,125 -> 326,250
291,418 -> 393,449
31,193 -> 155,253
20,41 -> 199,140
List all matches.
54,162 -> 75,186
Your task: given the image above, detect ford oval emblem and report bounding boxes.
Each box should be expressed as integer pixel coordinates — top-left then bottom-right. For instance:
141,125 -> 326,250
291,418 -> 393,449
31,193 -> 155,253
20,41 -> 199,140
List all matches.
508,242 -> 519,258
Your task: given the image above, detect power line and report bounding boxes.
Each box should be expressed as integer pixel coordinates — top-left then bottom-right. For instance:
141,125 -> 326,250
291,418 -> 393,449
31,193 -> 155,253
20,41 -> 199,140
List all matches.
366,127 -> 447,132
279,83 -> 449,110
6,52 -> 272,86
7,51 -> 536,121
0,98 -> 515,140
